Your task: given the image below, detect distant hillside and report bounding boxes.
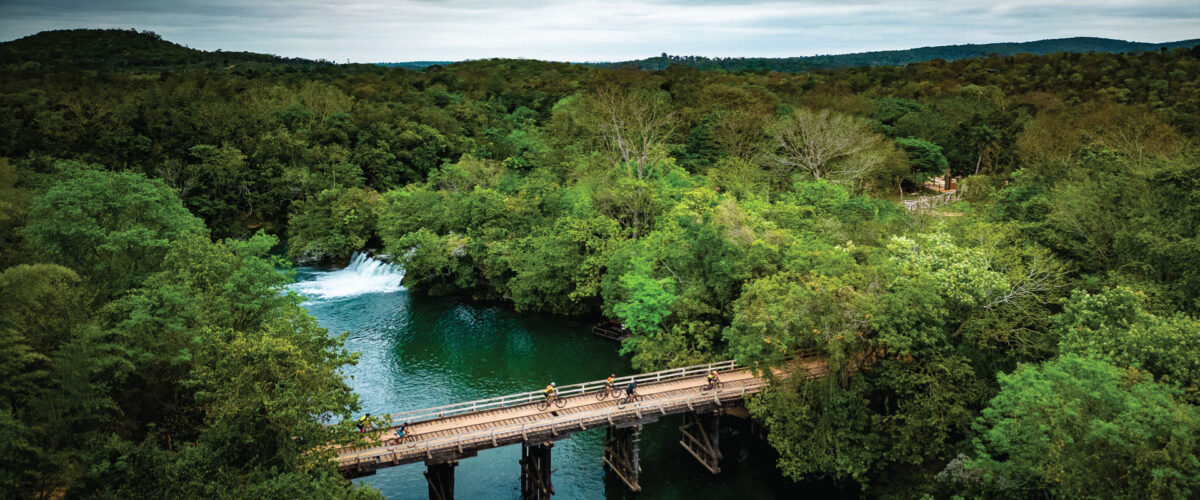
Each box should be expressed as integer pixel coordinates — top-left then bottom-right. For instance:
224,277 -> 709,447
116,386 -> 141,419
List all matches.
594,37 -> 1200,72
378,61 -> 455,70
8,30 -> 1199,76
0,28 -> 344,72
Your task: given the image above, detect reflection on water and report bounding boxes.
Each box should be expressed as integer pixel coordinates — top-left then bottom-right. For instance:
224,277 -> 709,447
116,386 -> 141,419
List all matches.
294,257 -> 807,499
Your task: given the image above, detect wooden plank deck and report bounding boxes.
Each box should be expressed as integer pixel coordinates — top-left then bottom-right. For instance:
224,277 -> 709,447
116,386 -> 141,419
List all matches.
335,356 -> 830,477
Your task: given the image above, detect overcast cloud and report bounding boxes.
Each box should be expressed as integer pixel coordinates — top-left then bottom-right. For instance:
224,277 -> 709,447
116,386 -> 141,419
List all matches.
0,0 -> 1196,62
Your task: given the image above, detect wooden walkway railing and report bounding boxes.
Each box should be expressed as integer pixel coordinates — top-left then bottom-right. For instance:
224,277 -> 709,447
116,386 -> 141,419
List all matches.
592,323 -> 631,341
903,190 -> 961,211
335,354 -> 830,478
338,378 -> 767,473
378,359 -> 738,425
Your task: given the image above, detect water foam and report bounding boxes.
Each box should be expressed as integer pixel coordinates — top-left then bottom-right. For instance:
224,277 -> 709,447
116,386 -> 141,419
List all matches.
291,252 -> 405,300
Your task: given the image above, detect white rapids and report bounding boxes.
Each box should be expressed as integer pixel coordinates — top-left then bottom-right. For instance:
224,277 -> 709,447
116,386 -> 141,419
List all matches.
290,252 -> 405,300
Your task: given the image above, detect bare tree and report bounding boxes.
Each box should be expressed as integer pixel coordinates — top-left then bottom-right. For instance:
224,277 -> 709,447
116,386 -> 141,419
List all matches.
768,108 -> 895,186
587,84 -> 676,179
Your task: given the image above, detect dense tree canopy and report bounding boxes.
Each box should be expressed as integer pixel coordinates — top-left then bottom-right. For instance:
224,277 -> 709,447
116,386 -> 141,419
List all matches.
2,29 -> 1199,497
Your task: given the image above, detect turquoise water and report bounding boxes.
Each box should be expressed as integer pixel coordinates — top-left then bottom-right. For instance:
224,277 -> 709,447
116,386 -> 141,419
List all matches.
294,257 -> 806,499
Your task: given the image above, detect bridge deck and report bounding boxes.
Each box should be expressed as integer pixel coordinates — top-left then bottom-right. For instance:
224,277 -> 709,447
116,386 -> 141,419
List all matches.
335,357 -> 828,477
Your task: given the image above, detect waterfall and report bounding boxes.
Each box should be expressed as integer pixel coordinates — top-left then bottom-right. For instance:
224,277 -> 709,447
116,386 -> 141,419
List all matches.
290,252 -> 405,300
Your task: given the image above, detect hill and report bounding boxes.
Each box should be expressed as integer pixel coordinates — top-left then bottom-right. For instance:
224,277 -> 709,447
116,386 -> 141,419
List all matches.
592,36 -> 1200,72
0,28 -> 344,72
377,61 -> 455,70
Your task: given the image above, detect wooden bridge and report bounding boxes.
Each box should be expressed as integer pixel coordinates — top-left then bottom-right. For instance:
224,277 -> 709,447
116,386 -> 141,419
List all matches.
335,354 -> 830,499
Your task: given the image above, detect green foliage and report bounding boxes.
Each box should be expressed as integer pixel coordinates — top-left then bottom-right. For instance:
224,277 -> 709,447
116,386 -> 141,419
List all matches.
288,186 -> 383,265
0,29 -> 346,73
894,137 -> 948,182
23,167 -> 207,297
4,185 -> 371,496
1056,288 -> 1200,400
388,228 -> 477,295
0,264 -> 84,343
970,354 -> 1200,499
506,215 -> 624,314
0,158 -> 34,269
594,37 -> 1200,73
729,223 -> 1064,491
3,29 -> 1200,496
612,271 -> 677,335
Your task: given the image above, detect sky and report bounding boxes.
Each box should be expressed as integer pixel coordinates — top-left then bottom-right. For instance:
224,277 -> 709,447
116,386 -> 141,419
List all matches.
0,0 -> 1197,63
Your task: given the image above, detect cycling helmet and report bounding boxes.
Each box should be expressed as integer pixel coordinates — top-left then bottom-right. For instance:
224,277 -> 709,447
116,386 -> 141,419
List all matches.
551,382 -> 556,386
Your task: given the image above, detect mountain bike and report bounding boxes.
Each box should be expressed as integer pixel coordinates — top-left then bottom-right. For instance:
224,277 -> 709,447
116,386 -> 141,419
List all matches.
595,384 -> 618,401
384,424 -> 414,446
618,391 -> 643,407
537,394 -> 567,411
385,432 -> 414,446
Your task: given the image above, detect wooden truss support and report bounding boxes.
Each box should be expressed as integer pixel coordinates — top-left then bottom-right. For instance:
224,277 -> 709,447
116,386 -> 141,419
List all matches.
424,460 -> 457,500
679,410 -> 722,474
520,441 -> 555,500
602,424 -> 642,492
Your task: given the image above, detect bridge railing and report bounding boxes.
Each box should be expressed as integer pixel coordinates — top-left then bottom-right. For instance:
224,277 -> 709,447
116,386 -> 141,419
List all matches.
380,359 -> 740,426
341,378 -> 773,467
343,359 -> 832,466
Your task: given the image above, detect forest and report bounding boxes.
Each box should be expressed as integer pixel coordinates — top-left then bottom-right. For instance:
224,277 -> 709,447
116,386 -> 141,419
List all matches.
2,29 -> 1200,498
597,36 -> 1200,72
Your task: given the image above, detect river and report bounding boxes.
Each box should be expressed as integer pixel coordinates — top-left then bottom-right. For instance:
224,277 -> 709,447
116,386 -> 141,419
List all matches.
293,254 -> 806,499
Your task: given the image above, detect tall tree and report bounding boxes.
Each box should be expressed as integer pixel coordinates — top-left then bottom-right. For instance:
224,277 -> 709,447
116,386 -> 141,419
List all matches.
22,166 -> 207,298
585,84 -> 677,179
767,108 -> 903,187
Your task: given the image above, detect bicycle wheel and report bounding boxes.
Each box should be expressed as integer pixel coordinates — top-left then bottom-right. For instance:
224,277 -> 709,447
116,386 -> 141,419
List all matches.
536,400 -> 550,411
595,388 -> 609,401
555,396 -> 567,408
386,437 -> 400,446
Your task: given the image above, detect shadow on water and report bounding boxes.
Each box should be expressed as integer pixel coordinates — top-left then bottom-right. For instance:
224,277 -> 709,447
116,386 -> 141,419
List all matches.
293,256 -> 821,499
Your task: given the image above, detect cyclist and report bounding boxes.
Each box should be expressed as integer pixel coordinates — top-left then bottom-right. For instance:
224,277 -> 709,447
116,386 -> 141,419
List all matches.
544,382 -> 558,403
706,370 -> 721,390
625,379 -> 638,398
605,373 -> 616,394
357,413 -> 371,433
397,421 -> 409,439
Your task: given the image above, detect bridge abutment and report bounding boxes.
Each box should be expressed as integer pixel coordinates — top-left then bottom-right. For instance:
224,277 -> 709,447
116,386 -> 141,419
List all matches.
679,410 -> 722,474
520,441 -> 554,499
424,460 -> 457,500
603,423 -> 642,492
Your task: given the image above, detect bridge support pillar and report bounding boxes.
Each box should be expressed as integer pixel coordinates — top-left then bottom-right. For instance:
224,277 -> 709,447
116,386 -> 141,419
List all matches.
520,441 -> 554,499
424,460 -> 457,500
603,424 -> 641,492
680,410 -> 722,474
